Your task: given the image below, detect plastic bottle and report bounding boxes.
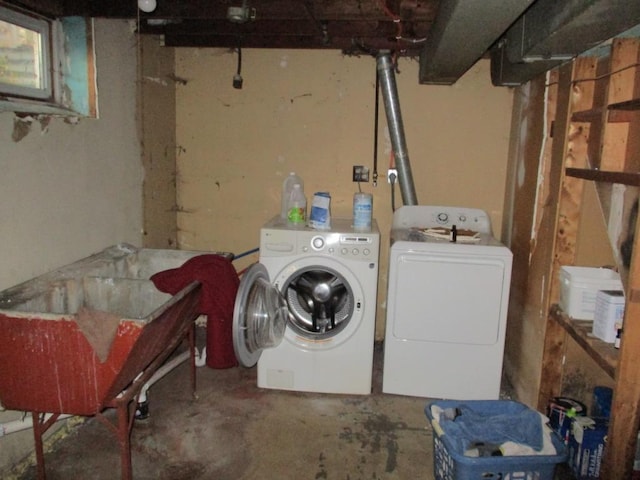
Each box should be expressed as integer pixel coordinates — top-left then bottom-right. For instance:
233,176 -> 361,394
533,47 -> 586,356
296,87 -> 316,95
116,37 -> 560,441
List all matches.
281,172 -> 304,219
353,192 -> 373,230
615,328 -> 622,349
287,184 -> 306,225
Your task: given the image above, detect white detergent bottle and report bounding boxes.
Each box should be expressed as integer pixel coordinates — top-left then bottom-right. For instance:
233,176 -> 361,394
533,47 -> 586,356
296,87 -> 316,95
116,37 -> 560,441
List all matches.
281,172 -> 304,219
287,184 -> 307,225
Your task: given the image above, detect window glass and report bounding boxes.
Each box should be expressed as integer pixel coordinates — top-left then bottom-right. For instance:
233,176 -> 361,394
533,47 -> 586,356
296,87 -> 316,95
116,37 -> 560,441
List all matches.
0,7 -> 96,117
0,8 -> 51,99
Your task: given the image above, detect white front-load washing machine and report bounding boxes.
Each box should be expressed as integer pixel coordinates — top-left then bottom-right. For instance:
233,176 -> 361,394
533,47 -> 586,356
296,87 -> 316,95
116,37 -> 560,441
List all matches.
232,216 -> 380,394
382,206 -> 512,400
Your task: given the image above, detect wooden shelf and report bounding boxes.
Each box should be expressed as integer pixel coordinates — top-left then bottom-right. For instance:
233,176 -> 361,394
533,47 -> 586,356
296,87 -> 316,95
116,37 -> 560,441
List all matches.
565,167 -> 640,185
571,98 -> 640,123
550,304 -> 618,378
571,108 -> 604,123
536,39 -> 640,479
609,98 -> 640,111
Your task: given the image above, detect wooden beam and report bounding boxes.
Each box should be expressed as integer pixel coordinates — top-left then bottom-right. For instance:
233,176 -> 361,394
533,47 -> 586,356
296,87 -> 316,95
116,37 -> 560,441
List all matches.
536,62 -> 574,412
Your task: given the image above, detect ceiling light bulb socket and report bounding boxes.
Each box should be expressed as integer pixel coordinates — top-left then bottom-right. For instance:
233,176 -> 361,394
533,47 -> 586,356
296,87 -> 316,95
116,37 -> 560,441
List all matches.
233,74 -> 243,89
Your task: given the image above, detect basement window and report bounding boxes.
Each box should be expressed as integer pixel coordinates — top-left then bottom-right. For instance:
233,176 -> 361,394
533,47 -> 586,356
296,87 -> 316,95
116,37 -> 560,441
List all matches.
0,6 -> 97,117
0,8 -> 51,100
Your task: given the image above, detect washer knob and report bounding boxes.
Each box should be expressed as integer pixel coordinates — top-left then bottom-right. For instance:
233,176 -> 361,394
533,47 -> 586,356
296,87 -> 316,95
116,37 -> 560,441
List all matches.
437,212 -> 449,224
312,236 -> 325,250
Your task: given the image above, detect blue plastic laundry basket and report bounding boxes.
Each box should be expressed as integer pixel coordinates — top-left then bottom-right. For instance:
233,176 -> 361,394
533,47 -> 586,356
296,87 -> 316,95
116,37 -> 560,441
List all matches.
425,400 -> 568,480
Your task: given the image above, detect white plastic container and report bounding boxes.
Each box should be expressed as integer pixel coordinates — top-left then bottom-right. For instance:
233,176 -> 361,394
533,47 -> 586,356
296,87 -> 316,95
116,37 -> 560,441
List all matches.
281,172 -> 304,219
286,183 -> 306,225
559,266 -> 623,320
353,192 -> 372,230
309,192 -> 331,230
592,290 -> 625,343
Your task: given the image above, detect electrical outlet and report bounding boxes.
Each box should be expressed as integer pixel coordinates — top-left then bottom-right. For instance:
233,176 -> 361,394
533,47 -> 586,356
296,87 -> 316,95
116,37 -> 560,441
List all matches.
352,166 -> 369,182
387,169 -> 398,183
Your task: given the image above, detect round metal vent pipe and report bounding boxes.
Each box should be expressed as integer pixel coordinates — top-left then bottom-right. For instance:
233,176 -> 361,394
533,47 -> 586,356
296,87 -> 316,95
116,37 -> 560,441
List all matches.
376,53 -> 418,206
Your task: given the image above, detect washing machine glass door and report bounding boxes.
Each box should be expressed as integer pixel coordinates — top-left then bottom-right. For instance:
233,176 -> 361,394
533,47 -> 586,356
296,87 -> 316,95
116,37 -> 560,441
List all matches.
282,266 -> 354,339
232,263 -> 288,367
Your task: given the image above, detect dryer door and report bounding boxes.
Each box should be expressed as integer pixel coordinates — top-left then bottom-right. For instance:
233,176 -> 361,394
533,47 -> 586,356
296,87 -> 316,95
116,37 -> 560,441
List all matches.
232,263 -> 288,367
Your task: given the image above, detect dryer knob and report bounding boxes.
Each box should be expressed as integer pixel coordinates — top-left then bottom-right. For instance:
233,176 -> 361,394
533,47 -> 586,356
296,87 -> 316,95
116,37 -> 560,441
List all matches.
312,236 -> 325,250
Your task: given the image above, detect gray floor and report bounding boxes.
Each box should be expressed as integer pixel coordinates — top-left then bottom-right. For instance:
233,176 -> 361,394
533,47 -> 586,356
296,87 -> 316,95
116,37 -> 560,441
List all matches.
13,343 -> 434,480
12,342 -> 573,480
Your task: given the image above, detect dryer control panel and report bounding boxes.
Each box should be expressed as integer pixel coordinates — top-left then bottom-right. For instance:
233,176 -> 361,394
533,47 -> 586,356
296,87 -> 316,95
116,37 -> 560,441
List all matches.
391,205 -> 492,234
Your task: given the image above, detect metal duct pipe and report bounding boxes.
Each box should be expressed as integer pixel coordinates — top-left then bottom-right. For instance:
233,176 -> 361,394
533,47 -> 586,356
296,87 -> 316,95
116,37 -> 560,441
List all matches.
376,53 -> 418,206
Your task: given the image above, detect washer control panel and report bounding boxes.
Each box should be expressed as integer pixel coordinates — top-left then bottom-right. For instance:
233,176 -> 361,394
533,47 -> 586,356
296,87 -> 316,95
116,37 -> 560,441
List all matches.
260,217 -> 379,262
302,232 -> 376,260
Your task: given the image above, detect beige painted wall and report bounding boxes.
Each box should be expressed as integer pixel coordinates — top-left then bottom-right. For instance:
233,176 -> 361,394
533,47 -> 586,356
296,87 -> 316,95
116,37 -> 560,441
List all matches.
0,19 -> 142,476
175,49 -> 513,338
140,35 -> 178,249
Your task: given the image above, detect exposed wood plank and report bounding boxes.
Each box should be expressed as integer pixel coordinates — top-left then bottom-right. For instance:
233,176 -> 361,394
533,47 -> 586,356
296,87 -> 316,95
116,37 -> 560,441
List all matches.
538,57 -> 599,412
600,37 -> 640,480
550,305 -> 617,378
140,19 -> 399,37
571,107 -> 603,123
504,72 -> 555,407
536,63 -> 574,412
609,109 -> 640,122
553,57 -> 596,288
571,99 -> 640,123
62,0 -> 438,21
565,168 -> 640,186
601,39 -> 640,171
610,98 -> 640,110
608,38 -> 640,104
602,216 -> 640,479
162,34 -> 412,52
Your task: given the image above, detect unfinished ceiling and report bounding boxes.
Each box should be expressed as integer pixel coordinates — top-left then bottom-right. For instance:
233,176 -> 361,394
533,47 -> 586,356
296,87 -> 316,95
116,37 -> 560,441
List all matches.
5,0 -> 640,85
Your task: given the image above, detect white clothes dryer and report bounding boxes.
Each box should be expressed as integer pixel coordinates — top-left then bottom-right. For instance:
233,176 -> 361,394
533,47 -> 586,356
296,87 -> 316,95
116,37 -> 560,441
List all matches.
232,216 -> 380,395
382,206 -> 512,400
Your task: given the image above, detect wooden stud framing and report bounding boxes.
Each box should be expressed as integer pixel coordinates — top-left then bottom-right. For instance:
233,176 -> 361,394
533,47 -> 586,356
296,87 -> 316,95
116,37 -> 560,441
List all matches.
535,36 -> 640,479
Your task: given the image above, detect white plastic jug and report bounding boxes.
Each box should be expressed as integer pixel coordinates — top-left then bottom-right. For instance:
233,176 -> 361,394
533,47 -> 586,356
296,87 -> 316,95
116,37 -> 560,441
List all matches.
281,172 -> 304,219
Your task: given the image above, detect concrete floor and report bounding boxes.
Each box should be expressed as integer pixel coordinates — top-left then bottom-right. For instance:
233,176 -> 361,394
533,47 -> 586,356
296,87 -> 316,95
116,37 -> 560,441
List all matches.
14,343 -> 433,480
13,343 -> 573,480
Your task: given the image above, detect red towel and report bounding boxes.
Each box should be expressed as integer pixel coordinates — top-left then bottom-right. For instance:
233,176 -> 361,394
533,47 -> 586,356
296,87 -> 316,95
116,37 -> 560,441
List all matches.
151,254 -> 239,369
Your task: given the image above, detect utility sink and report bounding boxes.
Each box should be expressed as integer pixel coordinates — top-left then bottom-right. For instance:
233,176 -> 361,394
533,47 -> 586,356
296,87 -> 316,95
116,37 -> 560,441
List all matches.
0,244 -> 230,415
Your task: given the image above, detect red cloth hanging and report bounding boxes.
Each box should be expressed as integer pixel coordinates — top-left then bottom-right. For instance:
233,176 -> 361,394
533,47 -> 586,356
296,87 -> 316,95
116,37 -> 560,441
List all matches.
151,254 -> 239,369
